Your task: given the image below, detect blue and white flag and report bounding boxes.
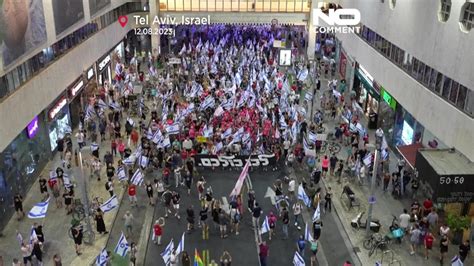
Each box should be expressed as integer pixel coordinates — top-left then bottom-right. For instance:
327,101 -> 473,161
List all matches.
451,255 -> 464,266
140,155 -> 149,169
304,223 -> 314,242
221,128 -> 233,139
363,153 -> 372,166
214,142 -> 223,153
30,226 -> 38,243
305,92 -> 313,102
97,99 -> 108,109
308,132 -> 317,143
100,195 -> 119,213
260,216 -> 270,235
297,68 -> 309,81
200,96 -> 215,110
95,248 -> 108,266
203,125 -> 214,138
109,101 -> 121,110
122,156 -> 136,166
152,129 -> 164,144
176,232 -> 185,255
381,149 -> 389,161
116,166 -> 127,181
85,105 -> 96,121
159,137 -> 171,149
375,262 -> 382,266
161,239 -> 175,265
131,169 -> 144,186
28,198 -> 50,219
312,202 -> 320,222
293,251 -> 305,266
146,128 -> 154,140
298,184 -> 311,207
114,232 -> 129,257
165,123 -> 180,135
91,142 -> 99,151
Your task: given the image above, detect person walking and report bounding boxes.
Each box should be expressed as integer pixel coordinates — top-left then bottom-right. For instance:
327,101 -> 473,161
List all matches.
13,193 -> 25,220
128,183 -> 138,207
123,211 -> 134,238
38,176 -> 49,202
129,242 -> 138,266
310,240 -> 318,266
172,191 -> 181,219
53,254 -> 62,266
312,219 -> 323,240
20,241 -> 32,265
105,178 -> 114,197
230,205 -> 241,235
71,225 -> 83,255
329,154 -> 338,176
218,209 -> 228,239
268,212 -> 277,241
459,240 -> 470,263
252,202 -> 262,229
186,205 -> 195,232
258,241 -> 269,266
439,234 -> 449,264
296,235 -> 306,256
399,209 -> 411,233
292,201 -> 302,228
95,208 -> 108,234
409,224 -> 422,255
146,181 -> 154,206
324,187 -> 332,212
30,239 -> 43,265
181,251 -> 191,266
423,231 -> 435,260
153,219 -> 163,245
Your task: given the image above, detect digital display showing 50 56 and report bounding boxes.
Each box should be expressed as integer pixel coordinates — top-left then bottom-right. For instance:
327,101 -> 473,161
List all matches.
439,176 -> 465,185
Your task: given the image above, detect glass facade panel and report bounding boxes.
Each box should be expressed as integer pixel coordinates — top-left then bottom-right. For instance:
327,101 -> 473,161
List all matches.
442,77 -> 452,98
457,85 -> 467,109
449,81 -> 459,103
465,89 -> 474,116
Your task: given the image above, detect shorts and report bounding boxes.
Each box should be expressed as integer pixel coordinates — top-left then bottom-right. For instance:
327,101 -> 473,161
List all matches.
23,256 -> 32,264
15,204 -> 23,212
426,245 -> 432,250
129,195 -> 137,202
40,187 -> 48,194
322,167 -> 328,172
173,204 -> 179,210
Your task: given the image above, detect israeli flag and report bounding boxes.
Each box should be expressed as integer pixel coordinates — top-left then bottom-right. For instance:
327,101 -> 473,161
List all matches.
305,91 -> 313,102
203,125 -> 214,138
363,154 -> 372,166
91,142 -> 99,151
152,129 -> 164,144
114,232 -> 129,257
200,96 -> 216,111
312,202 -> 321,222
214,142 -> 223,153
146,128 -> 154,140
131,169 -> 144,186
122,156 -> 136,166
165,123 -> 180,135
140,155 -> 149,169
375,262 -> 382,266
85,105 -> 96,121
298,184 -> 311,207
308,132 -> 317,143
297,68 -> 309,81
100,195 -> 119,213
127,118 -> 135,126
30,226 -> 38,243
221,128 -> 233,139
304,223 -> 314,242
260,216 -> 270,235
109,101 -> 121,110
97,99 -> 108,109
95,248 -> 108,266
159,137 -> 171,149
293,251 -> 305,266
28,198 -> 50,219
161,239 -> 175,265
451,255 -> 464,266
176,232 -> 185,255
116,166 -> 127,181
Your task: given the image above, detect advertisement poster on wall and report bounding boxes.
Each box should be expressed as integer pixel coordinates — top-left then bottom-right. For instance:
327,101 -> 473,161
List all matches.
89,0 -> 111,17
52,0 -> 84,36
339,51 -> 347,79
0,0 -> 47,71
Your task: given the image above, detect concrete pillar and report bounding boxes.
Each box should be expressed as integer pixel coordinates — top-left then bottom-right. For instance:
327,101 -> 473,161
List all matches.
149,0 -> 161,55
307,0 -> 320,60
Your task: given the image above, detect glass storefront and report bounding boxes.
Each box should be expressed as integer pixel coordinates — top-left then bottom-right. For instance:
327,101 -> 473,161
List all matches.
0,113 -> 50,230
68,78 -> 86,129
97,54 -> 112,86
47,97 -> 72,151
353,65 -> 380,118
392,105 -> 424,147
158,0 -> 311,12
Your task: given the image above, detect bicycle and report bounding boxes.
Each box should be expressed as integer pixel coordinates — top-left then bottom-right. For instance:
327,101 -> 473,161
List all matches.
68,221 -> 96,245
320,141 -> 341,154
364,233 -> 389,257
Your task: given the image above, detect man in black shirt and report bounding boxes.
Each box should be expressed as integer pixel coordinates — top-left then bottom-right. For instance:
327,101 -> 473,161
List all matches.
459,240 -> 470,262
39,176 -> 48,201
252,202 -> 262,229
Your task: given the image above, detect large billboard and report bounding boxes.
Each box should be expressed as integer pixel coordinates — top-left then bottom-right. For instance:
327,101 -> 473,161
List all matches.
52,0 -> 84,36
0,0 -> 47,69
89,0 -> 111,17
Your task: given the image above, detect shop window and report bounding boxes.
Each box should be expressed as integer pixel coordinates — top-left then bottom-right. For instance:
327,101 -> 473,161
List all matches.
368,29 -> 377,45
396,47 -> 404,65
411,58 -> 419,79
434,72 -> 443,94
441,77 -> 452,98
438,0 -> 451,22
456,85 -> 467,109
0,76 -> 8,99
417,61 -> 425,81
375,34 -> 383,51
460,2 -> 474,32
428,69 -> 437,90
402,53 -> 412,71
464,89 -> 474,116
449,81 -> 459,103
423,66 -> 432,85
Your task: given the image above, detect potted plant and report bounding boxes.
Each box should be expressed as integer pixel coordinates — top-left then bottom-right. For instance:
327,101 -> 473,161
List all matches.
446,213 -> 471,245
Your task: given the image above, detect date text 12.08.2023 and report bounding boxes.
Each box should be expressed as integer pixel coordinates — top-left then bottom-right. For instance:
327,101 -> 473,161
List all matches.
133,27 -> 175,37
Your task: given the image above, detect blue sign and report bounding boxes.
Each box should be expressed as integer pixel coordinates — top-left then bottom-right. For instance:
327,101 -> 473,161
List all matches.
368,196 -> 376,204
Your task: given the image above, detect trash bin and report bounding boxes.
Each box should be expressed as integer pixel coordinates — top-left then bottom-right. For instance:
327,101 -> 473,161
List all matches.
368,112 -> 378,129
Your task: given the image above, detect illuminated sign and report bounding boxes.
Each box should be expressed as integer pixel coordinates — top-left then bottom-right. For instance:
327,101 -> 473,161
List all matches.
69,80 -> 84,98
87,67 -> 94,80
26,116 -> 39,139
49,97 -> 67,120
381,87 -> 397,110
98,55 -> 111,72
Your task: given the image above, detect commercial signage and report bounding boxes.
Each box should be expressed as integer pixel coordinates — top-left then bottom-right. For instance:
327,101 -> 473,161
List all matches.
194,154 -> 276,168
380,87 -> 397,110
358,65 -> 374,84
69,79 -> 84,98
339,52 -> 347,79
49,97 -> 67,120
26,116 -> 39,139
87,67 -> 94,80
98,55 -> 111,72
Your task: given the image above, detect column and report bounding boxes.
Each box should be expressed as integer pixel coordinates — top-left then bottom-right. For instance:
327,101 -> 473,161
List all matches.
306,0 -> 319,60
149,0 -> 161,55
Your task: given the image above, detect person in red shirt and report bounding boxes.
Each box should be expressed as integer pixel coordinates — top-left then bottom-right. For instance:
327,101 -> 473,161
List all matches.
259,241 -> 269,266
130,129 -> 139,147
422,198 -> 433,216
128,183 -> 137,207
153,219 -> 163,245
424,231 -> 435,260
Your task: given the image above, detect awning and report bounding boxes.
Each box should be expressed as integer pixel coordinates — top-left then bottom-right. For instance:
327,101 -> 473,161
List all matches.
396,143 -> 425,169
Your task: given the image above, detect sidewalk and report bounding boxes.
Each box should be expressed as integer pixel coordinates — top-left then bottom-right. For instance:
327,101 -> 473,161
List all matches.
303,72 -> 461,265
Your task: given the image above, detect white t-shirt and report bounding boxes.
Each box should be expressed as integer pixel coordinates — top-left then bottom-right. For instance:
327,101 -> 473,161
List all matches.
283,140 -> 291,150
399,213 -> 411,228
288,180 -> 296,192
183,139 -> 193,150
75,132 -> 84,143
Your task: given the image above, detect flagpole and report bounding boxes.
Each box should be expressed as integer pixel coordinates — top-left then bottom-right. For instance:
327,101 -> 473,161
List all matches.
78,151 -> 94,244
